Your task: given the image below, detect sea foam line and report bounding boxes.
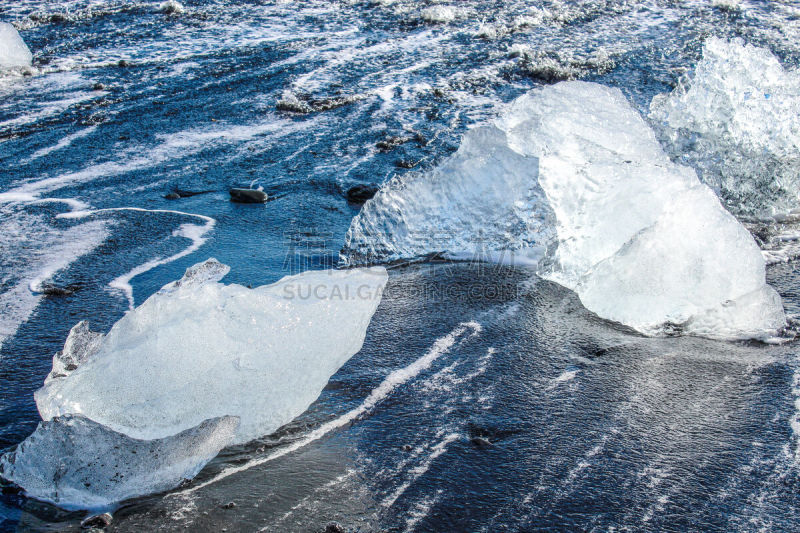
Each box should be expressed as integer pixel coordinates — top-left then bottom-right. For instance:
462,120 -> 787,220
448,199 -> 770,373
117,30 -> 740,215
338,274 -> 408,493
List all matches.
174,321 -> 482,496
58,207 -> 216,309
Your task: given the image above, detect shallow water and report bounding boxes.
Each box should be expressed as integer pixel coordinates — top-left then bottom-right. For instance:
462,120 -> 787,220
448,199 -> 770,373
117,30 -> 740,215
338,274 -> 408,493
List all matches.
2,0 -> 800,531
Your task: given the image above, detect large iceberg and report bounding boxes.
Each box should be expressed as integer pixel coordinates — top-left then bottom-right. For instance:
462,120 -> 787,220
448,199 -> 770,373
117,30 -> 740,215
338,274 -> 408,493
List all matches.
501,82 -> 785,339
344,81 -> 785,340
650,37 -> 800,216
0,415 -> 238,510
35,259 -> 388,444
0,23 -> 32,69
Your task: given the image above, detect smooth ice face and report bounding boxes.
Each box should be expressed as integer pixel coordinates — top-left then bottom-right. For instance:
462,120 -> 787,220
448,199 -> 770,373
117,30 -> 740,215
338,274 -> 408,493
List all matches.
0,23 -> 32,69
0,415 -> 238,510
650,37 -> 800,216
343,126 -> 555,266
501,81 -> 785,339
35,259 -> 388,444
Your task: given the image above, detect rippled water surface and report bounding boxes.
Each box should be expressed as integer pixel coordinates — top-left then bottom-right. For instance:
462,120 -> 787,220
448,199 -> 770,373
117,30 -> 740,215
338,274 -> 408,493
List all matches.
2,1 -> 800,531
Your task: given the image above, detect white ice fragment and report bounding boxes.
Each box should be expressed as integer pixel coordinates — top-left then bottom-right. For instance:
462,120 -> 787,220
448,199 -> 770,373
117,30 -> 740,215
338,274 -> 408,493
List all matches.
0,23 -> 32,69
159,0 -> 185,14
421,6 -> 459,23
711,0 -> 741,11
343,126 -> 555,265
35,260 -> 388,444
650,37 -> 800,216
158,256 -> 230,293
0,415 -> 237,510
501,81 -> 785,339
45,321 -> 103,384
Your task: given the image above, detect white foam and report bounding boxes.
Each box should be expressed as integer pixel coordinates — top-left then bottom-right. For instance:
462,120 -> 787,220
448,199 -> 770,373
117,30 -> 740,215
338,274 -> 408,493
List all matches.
382,431 -> 460,508
24,127 -> 98,164
175,321 -> 481,494
57,207 -> 216,309
0,218 -> 108,353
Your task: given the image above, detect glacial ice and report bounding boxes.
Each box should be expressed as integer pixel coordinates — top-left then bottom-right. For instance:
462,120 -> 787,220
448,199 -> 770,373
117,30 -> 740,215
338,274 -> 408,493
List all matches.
502,82 -> 785,338
35,259 -> 388,444
344,81 -> 785,340
0,415 -> 238,510
0,23 -> 32,69
343,126 -> 555,265
650,37 -> 800,216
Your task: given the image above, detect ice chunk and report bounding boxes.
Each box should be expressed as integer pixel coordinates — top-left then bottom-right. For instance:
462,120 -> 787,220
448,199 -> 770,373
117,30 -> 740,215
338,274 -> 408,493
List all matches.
0,415 -> 237,510
45,321 -> 103,384
505,82 -> 786,338
344,81 -> 785,340
158,256 -> 230,293
343,126 -> 555,266
421,6 -> 460,23
35,260 -> 388,444
650,37 -> 800,216
0,23 -> 32,69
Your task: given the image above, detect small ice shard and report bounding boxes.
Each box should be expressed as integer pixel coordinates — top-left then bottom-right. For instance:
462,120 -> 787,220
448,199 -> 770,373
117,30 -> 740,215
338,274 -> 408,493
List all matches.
36,260 -> 388,444
0,415 -> 238,510
343,126 -> 554,265
45,321 -> 103,384
650,37 -> 800,216
159,0 -> 185,14
0,23 -> 32,69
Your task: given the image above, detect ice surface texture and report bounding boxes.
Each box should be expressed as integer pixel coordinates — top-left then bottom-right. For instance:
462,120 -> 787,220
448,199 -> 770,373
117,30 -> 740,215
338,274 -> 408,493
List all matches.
0,415 -> 238,510
650,37 -> 800,216
36,259 -> 388,444
0,23 -> 32,69
343,126 -> 555,265
345,81 -> 785,340
503,82 -> 784,340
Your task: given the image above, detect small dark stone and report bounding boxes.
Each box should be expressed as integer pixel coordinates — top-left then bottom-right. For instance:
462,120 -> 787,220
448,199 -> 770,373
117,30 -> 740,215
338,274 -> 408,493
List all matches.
117,59 -> 129,67
80,512 -> 112,529
346,184 -> 378,205
39,283 -> 82,297
325,522 -> 346,533
230,188 -> 268,204
165,188 -> 215,200
395,159 -> 419,169
376,135 -> 410,152
470,437 -> 492,448
49,13 -> 68,23
221,501 -> 236,509
92,82 -> 105,91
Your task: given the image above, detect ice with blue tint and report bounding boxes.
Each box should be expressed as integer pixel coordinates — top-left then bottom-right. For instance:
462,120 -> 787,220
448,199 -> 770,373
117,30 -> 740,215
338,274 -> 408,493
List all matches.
0,415 -> 238,510
35,259 -> 388,445
346,81 -> 785,340
0,23 -> 32,69
650,37 -> 800,216
503,82 -> 785,340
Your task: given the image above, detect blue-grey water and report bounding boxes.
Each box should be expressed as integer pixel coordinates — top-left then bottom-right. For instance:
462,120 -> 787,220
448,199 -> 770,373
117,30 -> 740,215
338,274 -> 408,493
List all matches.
2,0 -> 800,531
